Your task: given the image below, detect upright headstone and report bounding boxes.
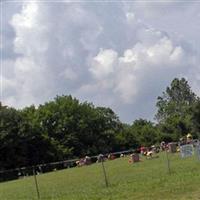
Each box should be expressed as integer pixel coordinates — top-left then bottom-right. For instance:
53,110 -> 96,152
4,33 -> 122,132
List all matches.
195,144 -> 200,161
180,144 -> 193,158
131,153 -> 140,162
168,143 -> 177,153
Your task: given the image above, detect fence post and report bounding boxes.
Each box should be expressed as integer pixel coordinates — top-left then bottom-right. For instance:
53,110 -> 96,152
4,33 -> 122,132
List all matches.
33,167 -> 40,199
101,159 -> 109,187
165,149 -> 171,174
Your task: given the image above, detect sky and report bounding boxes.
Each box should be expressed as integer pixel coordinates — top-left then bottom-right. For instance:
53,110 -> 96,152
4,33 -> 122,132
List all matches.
1,1 -> 200,123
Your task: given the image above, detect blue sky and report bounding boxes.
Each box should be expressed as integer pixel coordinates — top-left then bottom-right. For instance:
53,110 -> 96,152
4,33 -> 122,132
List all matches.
1,1 -> 200,123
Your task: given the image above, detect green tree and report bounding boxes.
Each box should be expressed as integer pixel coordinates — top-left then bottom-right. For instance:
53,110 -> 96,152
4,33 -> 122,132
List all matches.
0,105 -> 22,169
155,78 -> 197,123
130,119 -> 159,147
36,95 -> 122,157
115,123 -> 140,150
191,100 -> 200,138
155,78 -> 198,141
0,103 -> 61,170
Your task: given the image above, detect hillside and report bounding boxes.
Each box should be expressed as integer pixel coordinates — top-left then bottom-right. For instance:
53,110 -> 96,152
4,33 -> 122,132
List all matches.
0,152 -> 200,200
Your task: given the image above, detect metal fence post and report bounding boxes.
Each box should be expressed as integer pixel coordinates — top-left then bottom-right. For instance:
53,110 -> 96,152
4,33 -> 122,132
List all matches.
101,159 -> 109,187
33,167 -> 40,199
165,149 -> 171,174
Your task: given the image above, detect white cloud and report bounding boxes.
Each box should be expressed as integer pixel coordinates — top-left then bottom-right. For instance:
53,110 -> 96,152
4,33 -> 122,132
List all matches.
87,34 -> 191,104
11,2 -> 48,56
126,12 -> 135,22
89,49 -> 118,79
2,1 -> 200,122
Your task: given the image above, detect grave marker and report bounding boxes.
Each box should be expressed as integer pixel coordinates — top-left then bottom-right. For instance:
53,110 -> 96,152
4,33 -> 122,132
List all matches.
180,144 -> 193,158
195,144 -> 200,160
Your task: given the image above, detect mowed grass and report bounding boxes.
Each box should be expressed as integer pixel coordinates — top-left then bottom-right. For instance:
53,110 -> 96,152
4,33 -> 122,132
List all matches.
1,152 -> 200,200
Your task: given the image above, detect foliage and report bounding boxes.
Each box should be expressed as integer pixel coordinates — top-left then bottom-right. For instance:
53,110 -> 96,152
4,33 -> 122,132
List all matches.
191,100 -> 200,138
155,78 -> 197,123
155,78 -> 198,141
130,119 -> 159,146
0,96 -> 122,169
115,123 -> 140,150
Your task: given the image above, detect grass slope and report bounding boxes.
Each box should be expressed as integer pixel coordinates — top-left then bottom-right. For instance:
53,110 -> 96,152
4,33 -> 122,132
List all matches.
0,152 -> 200,200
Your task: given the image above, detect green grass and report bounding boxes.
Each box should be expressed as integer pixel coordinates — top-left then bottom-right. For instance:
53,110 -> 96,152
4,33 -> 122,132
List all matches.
1,152 -> 200,200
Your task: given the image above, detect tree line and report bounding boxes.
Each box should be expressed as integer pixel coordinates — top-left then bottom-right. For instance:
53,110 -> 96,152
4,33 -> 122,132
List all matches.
0,78 -> 200,170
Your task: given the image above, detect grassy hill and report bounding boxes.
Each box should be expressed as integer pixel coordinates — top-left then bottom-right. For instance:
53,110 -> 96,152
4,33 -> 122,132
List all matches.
0,152 -> 200,200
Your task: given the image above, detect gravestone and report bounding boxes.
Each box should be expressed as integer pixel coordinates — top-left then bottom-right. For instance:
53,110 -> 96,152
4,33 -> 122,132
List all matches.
169,142 -> 177,153
131,154 -> 140,162
195,144 -> 200,160
180,144 -> 193,158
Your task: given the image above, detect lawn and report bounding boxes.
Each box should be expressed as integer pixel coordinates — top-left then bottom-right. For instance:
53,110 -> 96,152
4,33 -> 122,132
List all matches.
0,152 -> 200,200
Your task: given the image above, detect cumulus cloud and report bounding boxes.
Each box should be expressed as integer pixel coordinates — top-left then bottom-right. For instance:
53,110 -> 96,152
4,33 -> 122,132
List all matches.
87,35 -> 190,104
2,1 -> 200,122
2,2 -> 102,107
89,49 -> 118,79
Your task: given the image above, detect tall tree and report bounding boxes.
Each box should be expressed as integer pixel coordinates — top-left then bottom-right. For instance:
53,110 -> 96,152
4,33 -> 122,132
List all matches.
155,78 -> 197,123
191,100 -> 200,138
0,105 -> 22,169
155,78 -> 198,140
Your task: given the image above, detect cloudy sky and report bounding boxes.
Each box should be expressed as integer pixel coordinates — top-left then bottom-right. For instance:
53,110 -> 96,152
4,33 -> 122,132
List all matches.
1,1 -> 200,123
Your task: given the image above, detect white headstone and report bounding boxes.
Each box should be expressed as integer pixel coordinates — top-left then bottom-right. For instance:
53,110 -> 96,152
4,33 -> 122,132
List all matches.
195,144 -> 200,160
180,144 -> 193,158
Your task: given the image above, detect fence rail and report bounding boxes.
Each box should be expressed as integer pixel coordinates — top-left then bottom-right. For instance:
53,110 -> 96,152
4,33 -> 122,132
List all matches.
0,149 -> 135,182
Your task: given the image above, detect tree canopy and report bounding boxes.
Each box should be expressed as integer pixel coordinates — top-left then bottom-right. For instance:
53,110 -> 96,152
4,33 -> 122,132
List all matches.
155,78 -> 197,123
155,78 -> 199,141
